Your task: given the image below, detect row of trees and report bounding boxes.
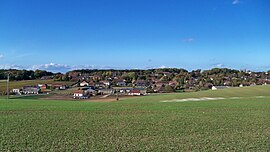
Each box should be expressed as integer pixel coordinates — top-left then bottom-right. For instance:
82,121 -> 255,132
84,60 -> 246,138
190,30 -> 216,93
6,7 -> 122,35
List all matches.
0,69 -> 54,81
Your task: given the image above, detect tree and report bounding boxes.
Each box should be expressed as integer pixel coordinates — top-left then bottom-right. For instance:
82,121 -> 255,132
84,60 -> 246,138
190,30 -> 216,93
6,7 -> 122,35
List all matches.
164,85 -> 174,93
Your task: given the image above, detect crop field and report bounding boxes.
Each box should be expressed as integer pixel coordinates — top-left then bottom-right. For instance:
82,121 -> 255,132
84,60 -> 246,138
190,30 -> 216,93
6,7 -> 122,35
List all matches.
0,86 -> 270,151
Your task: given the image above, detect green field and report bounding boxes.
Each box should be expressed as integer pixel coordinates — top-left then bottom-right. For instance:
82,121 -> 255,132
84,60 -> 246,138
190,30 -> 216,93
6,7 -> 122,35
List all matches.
0,86 -> 270,151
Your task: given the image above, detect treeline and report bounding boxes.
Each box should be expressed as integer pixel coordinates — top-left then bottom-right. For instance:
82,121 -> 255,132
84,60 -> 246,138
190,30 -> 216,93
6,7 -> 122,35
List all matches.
0,69 -> 54,81
71,68 -> 188,75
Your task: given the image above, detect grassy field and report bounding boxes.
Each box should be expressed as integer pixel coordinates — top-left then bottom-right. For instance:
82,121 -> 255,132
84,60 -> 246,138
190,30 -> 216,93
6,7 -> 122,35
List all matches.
0,79 -> 74,93
0,86 -> 269,151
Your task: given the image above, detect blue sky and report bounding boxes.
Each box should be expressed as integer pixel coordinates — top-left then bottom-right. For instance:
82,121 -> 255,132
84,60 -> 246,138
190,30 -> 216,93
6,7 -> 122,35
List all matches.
0,0 -> 269,72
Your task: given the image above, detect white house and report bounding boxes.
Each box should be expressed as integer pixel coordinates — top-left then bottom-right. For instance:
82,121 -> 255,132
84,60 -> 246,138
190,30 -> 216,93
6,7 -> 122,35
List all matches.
73,90 -> 88,99
80,81 -> 89,87
12,89 -> 21,95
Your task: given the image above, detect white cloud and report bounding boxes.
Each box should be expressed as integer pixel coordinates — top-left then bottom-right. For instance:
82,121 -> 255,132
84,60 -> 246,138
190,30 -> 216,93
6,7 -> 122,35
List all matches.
212,63 -> 225,68
0,54 -> 3,59
29,63 -> 127,73
216,64 -> 224,67
0,64 -> 25,69
31,63 -> 72,73
159,65 -> 167,69
182,38 -> 194,43
232,0 -> 240,5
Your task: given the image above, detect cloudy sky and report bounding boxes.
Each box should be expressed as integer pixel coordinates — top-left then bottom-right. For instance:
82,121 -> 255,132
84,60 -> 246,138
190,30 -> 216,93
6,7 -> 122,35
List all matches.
0,0 -> 269,72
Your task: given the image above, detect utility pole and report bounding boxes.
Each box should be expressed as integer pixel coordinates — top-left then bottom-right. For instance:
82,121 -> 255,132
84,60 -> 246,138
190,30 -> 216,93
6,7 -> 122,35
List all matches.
4,72 -> 10,101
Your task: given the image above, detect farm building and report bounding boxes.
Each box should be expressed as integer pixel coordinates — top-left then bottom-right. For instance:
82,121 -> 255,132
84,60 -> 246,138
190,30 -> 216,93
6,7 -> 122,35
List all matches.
22,86 -> 40,94
84,88 -> 97,96
73,90 -> 88,99
128,90 -> 141,96
212,86 -> 229,90
12,89 -> 22,95
98,89 -> 114,95
52,84 -> 67,90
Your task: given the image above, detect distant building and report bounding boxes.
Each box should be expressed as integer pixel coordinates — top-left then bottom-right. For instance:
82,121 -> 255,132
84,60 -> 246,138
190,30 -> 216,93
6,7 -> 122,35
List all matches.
100,81 -> 110,86
135,80 -> 147,87
128,90 -> 141,96
73,90 -> 88,99
80,81 -> 89,87
98,89 -> 114,95
22,86 -> 40,94
53,84 -> 67,90
211,86 -> 229,90
114,79 -> 126,86
38,84 -> 47,90
84,88 -> 97,96
12,89 -> 21,95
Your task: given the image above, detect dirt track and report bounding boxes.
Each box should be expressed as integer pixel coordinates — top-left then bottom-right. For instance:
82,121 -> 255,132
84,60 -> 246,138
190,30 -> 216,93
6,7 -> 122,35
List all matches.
40,94 -> 138,102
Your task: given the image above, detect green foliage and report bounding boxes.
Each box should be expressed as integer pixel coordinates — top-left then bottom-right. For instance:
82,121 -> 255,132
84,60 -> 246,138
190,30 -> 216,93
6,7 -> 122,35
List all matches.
164,85 -> 174,92
0,69 -> 53,80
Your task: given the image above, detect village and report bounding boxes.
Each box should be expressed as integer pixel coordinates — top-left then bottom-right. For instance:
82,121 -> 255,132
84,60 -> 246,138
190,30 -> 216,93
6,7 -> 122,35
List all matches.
6,68 -> 270,100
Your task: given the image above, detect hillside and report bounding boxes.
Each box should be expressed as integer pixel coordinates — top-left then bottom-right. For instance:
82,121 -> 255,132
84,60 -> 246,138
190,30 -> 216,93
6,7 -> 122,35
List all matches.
0,79 -> 74,93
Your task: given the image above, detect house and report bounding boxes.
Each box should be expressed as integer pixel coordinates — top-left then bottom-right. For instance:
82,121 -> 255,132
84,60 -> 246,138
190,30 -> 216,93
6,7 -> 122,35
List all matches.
12,89 -> 21,95
88,81 -> 95,86
73,90 -> 88,99
84,88 -> 97,96
128,90 -> 141,96
80,81 -> 89,87
211,86 -> 229,90
163,72 -> 172,77
114,79 -> 126,86
100,81 -> 110,86
53,84 -> 67,90
119,88 -> 132,94
154,81 -> 169,88
37,84 -> 51,93
95,82 -> 106,89
38,84 -> 47,90
82,86 -> 95,91
98,89 -> 114,95
135,80 -> 148,87
22,86 -> 40,94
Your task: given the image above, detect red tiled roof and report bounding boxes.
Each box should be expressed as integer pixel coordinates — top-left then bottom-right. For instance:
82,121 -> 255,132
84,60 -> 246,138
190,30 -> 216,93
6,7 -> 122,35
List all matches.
130,90 -> 140,93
